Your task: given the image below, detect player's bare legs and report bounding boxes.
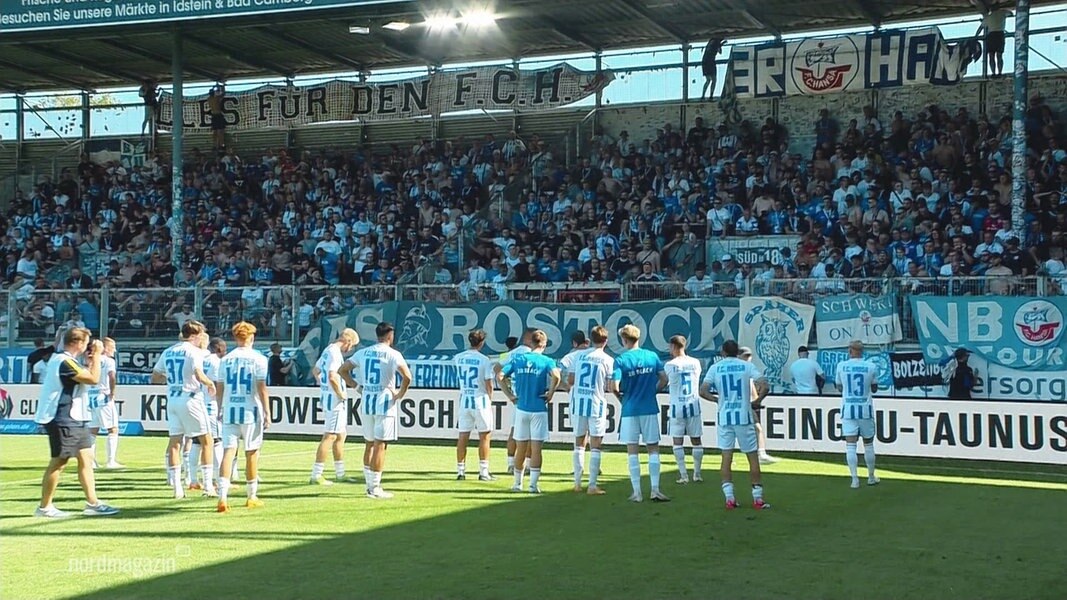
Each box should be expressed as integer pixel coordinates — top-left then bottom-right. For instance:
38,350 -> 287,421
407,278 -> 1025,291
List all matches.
745,450 -> 769,509
456,431 -> 471,479
511,439 -> 528,491
572,432 -> 588,491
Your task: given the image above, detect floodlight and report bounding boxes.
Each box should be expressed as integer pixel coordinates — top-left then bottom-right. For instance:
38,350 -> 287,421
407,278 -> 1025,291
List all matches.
382,21 -> 411,31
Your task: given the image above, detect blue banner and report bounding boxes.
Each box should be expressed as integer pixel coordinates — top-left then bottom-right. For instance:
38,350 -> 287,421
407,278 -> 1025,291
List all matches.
910,297 -> 1067,371
816,349 -> 893,389
815,294 -> 902,349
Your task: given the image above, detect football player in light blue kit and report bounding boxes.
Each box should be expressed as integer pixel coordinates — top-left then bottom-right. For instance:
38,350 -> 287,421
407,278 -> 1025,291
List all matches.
499,329 -> 560,494
557,330 -> 590,490
836,339 -> 881,489
566,326 -> 614,495
613,324 -> 670,503
700,340 -> 771,510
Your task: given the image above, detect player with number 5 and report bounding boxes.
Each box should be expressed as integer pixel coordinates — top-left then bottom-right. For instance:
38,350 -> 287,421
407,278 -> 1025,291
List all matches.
835,340 -> 881,489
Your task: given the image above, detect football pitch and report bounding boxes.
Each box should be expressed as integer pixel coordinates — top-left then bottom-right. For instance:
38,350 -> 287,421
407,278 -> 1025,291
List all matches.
1,435 -> 1065,600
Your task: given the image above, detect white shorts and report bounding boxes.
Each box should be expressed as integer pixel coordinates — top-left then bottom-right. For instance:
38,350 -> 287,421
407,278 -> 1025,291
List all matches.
363,413 -> 398,442
90,403 -> 119,430
669,415 -> 703,439
222,420 -> 265,451
458,407 -> 493,434
513,409 -> 548,442
842,418 -> 876,440
167,393 -> 210,437
323,408 -> 347,435
718,424 -> 758,453
573,415 -> 607,438
619,415 -> 660,445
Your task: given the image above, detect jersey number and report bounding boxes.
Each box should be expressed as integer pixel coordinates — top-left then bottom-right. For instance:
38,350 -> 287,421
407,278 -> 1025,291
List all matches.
226,365 -> 253,395
365,358 -> 382,385
679,372 -> 693,396
460,366 -> 479,389
846,373 -> 865,398
578,363 -> 600,388
719,374 -> 743,401
165,358 -> 185,382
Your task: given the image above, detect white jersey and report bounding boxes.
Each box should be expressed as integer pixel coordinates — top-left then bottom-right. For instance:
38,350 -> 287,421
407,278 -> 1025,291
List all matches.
315,343 -> 347,412
836,358 -> 880,420
558,347 -> 589,400
89,355 -> 116,399
153,341 -> 206,395
217,347 -> 269,425
202,353 -> 221,404
454,349 -> 494,410
704,357 -> 761,426
498,345 -> 530,367
569,348 -> 614,418
789,357 -> 824,394
664,355 -> 702,419
350,343 -> 409,415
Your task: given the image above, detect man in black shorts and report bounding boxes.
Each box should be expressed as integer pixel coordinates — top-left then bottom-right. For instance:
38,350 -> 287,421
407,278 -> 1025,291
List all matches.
208,84 -> 227,151
33,327 -> 119,518
740,346 -> 777,464
978,7 -> 1012,78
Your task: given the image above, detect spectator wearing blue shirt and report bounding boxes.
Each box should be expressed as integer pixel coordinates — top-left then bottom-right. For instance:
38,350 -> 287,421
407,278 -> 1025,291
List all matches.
499,330 -> 560,494
612,324 -> 669,503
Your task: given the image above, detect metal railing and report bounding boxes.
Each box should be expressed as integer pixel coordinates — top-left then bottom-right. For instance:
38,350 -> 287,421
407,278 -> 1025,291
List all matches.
4,276 -> 1056,347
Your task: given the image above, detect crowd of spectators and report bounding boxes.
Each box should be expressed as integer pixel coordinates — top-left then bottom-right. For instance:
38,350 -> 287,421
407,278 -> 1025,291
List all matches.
1,92 -> 1066,341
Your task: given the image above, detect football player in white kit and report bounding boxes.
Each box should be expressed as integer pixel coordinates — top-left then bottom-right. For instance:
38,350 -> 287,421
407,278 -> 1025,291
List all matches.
152,321 -> 217,499
308,328 -> 359,486
453,329 -> 496,481
88,338 -> 122,469
557,331 -> 589,490
215,322 -> 271,512
700,340 -> 770,510
566,326 -> 613,495
349,322 -> 412,499
662,335 -> 704,484
187,335 -> 227,490
836,340 -> 881,489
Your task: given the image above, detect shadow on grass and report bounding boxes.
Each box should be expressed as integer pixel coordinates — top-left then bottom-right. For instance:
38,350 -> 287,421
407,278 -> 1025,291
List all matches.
775,451 -> 1067,484
4,469 -> 1060,600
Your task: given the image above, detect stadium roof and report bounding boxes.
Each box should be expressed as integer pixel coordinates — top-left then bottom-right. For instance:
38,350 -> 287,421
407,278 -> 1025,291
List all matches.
0,0 -> 1053,93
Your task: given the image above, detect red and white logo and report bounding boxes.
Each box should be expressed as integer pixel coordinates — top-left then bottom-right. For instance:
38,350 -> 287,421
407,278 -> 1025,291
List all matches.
1013,300 -> 1064,347
791,39 -> 860,95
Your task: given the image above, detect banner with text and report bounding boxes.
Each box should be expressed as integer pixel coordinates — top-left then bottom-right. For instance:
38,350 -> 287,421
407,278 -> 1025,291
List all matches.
911,297 -> 1067,372
738,297 -> 816,392
816,293 -> 902,349
159,65 -> 613,129
2,385 -> 1063,463
321,299 -> 740,360
890,352 -> 944,390
727,28 -> 978,99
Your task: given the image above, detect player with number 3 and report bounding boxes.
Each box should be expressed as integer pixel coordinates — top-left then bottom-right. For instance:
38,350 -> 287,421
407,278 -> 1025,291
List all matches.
836,340 -> 881,489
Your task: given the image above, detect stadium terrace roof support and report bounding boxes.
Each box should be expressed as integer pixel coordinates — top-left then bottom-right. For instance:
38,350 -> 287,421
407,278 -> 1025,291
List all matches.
16,44 -> 145,86
183,33 -> 295,79
615,0 -> 690,43
261,28 -> 368,73
0,56 -> 93,92
739,9 -> 782,39
854,0 -> 885,27
97,39 -> 223,83
377,34 -> 442,68
539,16 -> 601,52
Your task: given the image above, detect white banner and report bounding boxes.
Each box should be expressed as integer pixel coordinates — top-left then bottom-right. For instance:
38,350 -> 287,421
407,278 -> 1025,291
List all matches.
3,385 -> 1064,464
727,28 -> 978,99
739,296 -> 816,392
158,64 -> 614,129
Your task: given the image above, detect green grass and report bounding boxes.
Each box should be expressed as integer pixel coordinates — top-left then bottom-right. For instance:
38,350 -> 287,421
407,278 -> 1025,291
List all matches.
1,435 -> 1066,600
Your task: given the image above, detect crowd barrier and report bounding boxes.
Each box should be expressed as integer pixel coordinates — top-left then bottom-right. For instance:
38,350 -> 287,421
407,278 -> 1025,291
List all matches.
1,385 -> 1063,465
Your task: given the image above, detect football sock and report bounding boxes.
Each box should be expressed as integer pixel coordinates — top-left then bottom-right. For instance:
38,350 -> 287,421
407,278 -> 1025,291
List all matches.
513,464 -> 525,488
311,462 -> 325,479
167,467 -> 178,490
627,454 -> 641,496
200,465 -> 215,491
478,460 -> 489,476
752,484 -> 764,502
334,461 -> 345,479
371,471 -> 383,489
648,453 -> 662,492
506,455 -> 515,470
721,481 -> 735,501
573,446 -> 585,486
457,462 -> 466,476
672,446 -> 687,479
213,441 -> 223,477
588,449 -> 603,488
529,468 -> 541,490
864,442 -> 876,478
846,442 -> 859,482
107,433 -> 119,464
693,447 -> 704,476
363,466 -> 372,489
219,477 -> 230,502
248,478 -> 259,499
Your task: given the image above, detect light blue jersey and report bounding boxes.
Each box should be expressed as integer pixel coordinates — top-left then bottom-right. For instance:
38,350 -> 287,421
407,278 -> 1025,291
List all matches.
569,348 -> 614,418
217,347 -> 269,425
501,351 -> 557,413
613,348 -> 664,417
836,358 -> 880,420
454,349 -> 494,410
704,357 -> 761,426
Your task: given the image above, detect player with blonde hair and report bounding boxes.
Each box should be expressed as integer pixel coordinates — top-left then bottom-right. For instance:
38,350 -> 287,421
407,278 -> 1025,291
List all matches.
309,328 -> 359,485
215,322 -> 270,512
837,340 -> 881,489
88,337 -> 122,469
662,335 -> 704,484
613,324 -> 670,502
